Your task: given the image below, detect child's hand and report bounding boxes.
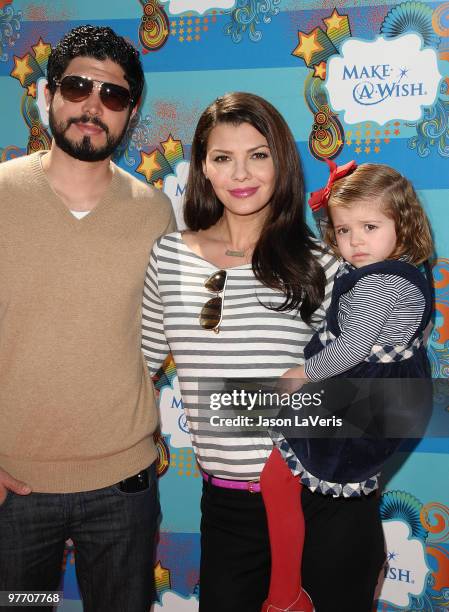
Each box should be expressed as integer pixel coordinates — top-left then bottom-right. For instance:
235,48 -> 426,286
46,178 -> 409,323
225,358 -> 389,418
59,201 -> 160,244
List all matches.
278,366 -> 308,394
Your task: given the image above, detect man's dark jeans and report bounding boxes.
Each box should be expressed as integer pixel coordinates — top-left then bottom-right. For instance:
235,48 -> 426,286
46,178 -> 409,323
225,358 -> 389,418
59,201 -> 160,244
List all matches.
0,463 -> 160,612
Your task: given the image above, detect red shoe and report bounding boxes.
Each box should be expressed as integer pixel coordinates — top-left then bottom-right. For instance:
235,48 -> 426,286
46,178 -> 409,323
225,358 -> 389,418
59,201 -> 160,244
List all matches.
261,589 -> 315,612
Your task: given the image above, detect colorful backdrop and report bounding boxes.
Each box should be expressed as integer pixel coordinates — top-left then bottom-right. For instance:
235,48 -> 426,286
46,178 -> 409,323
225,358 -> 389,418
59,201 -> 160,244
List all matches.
1,0 -> 448,610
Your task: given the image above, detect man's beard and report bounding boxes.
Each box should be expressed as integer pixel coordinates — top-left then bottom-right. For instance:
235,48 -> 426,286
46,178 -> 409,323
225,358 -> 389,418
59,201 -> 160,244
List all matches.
48,107 -> 129,162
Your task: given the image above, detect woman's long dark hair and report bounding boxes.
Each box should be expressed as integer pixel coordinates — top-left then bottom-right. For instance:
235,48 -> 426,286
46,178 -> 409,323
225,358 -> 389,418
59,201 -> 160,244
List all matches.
184,92 -> 325,323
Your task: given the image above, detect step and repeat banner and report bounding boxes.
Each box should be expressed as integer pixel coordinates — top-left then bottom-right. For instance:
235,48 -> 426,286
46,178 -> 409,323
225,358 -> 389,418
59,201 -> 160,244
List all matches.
1,0 -> 448,610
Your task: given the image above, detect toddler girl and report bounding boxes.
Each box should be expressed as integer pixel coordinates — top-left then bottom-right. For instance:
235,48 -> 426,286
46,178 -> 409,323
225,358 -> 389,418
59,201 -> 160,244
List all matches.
260,161 -> 434,612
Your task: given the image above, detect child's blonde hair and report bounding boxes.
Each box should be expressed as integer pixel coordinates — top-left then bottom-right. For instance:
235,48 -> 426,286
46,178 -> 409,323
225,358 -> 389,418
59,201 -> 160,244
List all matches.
323,163 -> 434,265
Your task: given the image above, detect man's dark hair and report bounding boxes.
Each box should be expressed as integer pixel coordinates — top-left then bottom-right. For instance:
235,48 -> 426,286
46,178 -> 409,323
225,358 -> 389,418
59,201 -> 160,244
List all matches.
47,25 -> 144,109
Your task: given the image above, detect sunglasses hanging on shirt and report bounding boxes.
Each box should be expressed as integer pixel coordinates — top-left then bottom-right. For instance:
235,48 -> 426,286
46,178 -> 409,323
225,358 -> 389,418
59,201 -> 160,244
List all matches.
199,270 -> 228,333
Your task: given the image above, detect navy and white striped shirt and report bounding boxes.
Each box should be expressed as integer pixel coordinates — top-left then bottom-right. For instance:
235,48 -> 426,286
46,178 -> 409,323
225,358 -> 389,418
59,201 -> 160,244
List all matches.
142,232 -> 338,479
304,262 -> 426,380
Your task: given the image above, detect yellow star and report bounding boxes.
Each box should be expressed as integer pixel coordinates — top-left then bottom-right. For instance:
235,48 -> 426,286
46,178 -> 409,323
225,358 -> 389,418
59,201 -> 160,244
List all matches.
27,82 -> 37,98
153,178 -> 164,190
313,61 -> 327,80
11,54 -> 34,86
136,151 -> 161,183
154,561 -> 171,590
374,146 -> 380,153
32,38 -> 52,62
324,9 -> 346,34
161,134 -> 181,157
336,139 -> 343,146
355,146 -> 361,153
292,29 -> 323,65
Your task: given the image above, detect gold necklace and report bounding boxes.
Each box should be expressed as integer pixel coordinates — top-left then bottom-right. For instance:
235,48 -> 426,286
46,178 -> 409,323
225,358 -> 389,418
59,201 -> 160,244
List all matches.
225,248 -> 247,257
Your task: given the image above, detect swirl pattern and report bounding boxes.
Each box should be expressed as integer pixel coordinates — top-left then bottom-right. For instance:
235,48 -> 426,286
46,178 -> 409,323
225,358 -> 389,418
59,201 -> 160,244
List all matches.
0,5 -> 21,63
139,0 -> 170,52
224,0 -> 281,43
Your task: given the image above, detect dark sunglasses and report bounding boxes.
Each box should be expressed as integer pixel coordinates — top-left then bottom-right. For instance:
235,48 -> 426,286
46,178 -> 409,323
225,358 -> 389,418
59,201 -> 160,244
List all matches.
199,270 -> 227,333
54,75 -> 133,112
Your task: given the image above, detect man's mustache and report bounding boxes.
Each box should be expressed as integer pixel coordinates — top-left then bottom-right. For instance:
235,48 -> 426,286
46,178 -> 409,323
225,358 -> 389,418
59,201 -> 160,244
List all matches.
66,115 -> 109,135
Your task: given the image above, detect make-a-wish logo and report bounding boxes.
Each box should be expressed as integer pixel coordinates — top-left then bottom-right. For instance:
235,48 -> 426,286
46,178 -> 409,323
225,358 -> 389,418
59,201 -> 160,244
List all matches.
379,520 -> 430,608
159,375 -> 191,447
325,34 -> 441,125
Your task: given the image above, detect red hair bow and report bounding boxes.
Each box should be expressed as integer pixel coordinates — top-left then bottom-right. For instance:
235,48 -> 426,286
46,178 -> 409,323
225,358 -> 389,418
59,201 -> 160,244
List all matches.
308,159 -> 357,212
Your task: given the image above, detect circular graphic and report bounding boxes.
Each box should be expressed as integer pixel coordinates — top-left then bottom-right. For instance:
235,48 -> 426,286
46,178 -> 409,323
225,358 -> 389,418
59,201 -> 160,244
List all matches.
154,432 -> 170,477
381,1 -> 441,48
380,490 -> 428,540
139,0 -> 170,52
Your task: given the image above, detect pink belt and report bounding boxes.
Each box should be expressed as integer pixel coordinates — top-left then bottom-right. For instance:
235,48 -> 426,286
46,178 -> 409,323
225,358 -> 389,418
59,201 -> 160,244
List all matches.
201,470 -> 261,493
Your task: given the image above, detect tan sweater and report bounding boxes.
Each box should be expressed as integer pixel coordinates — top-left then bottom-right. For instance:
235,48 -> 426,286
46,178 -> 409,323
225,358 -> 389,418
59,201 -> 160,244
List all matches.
0,152 -> 175,492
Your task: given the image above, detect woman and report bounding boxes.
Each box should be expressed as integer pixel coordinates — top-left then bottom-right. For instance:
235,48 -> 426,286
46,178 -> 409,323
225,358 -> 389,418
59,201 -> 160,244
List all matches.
141,92 -> 385,612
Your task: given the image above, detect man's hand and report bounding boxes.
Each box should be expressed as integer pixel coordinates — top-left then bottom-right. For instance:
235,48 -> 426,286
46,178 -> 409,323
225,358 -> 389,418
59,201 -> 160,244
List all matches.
0,467 -> 31,505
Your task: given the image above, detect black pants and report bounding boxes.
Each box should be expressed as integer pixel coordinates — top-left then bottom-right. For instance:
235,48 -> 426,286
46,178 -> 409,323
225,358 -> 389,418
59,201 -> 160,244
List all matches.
199,481 -> 385,612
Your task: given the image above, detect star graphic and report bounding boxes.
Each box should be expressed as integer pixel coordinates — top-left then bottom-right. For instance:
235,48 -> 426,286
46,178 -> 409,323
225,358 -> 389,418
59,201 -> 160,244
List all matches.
387,551 -> 398,561
364,146 -> 371,153
11,54 -> 34,86
161,134 -> 182,157
355,146 -> 361,153
394,129 -> 400,135
136,151 -> 161,183
292,29 -> 323,65
336,139 -> 343,146
27,82 -> 37,98
153,179 -> 164,190
399,67 -> 409,78
323,9 -> 346,34
32,38 -> 52,62
346,139 -> 352,145
374,146 -> 380,153
313,61 -> 327,80
154,561 -> 171,590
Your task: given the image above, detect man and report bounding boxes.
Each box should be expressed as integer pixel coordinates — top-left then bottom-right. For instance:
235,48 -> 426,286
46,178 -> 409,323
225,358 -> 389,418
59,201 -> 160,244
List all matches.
0,25 -> 174,611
